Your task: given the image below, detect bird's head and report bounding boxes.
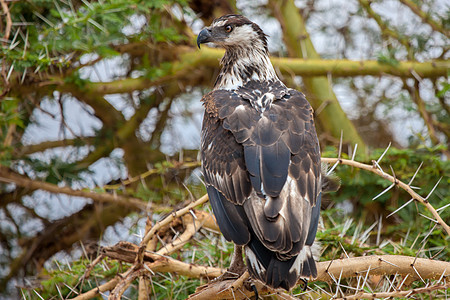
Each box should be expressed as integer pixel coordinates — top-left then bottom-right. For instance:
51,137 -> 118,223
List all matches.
197,14 -> 268,51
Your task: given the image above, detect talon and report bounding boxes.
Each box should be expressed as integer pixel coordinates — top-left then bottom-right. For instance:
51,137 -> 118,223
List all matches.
300,278 -> 308,291
251,283 -> 259,299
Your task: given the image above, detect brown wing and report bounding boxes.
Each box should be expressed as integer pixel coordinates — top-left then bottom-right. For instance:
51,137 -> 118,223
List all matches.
201,90 -> 252,245
201,90 -> 253,205
203,83 -> 321,257
239,88 -> 321,257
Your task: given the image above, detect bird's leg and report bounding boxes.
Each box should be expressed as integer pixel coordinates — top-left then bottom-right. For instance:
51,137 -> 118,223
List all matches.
227,245 -> 246,277
214,245 -> 247,281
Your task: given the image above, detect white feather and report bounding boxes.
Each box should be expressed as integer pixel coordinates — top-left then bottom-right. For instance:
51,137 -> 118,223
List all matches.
245,246 -> 266,275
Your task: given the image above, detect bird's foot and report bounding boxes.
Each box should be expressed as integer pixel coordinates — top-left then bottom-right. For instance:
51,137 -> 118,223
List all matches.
299,278 -> 308,291
213,263 -> 247,282
213,245 -> 247,282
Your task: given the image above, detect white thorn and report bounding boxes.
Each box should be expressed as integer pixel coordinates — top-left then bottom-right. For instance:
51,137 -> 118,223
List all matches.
327,160 -> 340,176
398,274 -> 409,289
425,177 -> 442,200
372,183 -> 395,200
387,198 -> 414,218
436,202 -> 450,212
351,144 -> 358,161
408,162 -> 423,186
418,213 -> 438,223
338,130 -> 343,158
376,142 -> 391,165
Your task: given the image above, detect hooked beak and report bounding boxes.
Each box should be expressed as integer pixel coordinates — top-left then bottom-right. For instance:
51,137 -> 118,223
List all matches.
197,28 -> 213,49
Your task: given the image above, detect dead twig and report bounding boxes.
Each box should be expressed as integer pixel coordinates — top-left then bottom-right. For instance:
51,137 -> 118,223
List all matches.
137,194 -> 209,262
156,215 -> 203,256
109,268 -> 148,300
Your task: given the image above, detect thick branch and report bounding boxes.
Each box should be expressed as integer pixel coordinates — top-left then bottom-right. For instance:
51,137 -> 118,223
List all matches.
316,255 -> 450,282
68,91 -> 125,127
189,255 -> 450,299
30,47 -> 449,96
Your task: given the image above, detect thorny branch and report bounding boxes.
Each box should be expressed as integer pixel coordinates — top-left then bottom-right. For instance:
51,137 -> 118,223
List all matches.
66,193 -> 450,299
335,281 -> 450,300
322,157 -> 450,236
138,194 -> 209,254
4,153 -> 446,235
71,241 -> 450,299
4,153 -> 449,298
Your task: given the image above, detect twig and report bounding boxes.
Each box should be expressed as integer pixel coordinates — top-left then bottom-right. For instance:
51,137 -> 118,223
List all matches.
103,161 -> 201,190
156,215 -> 203,256
321,158 -> 450,235
71,276 -> 120,300
137,194 -> 209,262
109,268 -> 149,300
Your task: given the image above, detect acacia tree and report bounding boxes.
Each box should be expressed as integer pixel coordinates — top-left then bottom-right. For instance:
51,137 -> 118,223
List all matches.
0,0 -> 449,298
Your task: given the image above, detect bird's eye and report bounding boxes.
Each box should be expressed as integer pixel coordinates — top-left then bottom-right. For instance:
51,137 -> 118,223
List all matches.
225,25 -> 233,33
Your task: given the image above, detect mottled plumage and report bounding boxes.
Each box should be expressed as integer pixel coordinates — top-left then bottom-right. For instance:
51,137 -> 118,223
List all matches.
198,14 -> 322,290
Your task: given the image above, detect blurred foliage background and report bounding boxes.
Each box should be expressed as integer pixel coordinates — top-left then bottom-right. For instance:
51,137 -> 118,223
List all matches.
0,0 -> 448,298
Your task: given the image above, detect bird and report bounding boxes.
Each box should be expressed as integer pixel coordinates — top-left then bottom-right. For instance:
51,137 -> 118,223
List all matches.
198,14 -> 322,291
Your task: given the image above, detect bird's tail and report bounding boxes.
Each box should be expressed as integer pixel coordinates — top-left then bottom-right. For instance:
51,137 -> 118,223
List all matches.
244,240 -> 317,291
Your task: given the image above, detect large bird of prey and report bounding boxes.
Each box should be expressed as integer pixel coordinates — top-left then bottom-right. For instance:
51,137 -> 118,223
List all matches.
198,14 -> 322,291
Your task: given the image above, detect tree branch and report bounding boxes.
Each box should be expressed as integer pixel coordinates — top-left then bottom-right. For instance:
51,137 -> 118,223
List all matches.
335,281 -> 450,300
25,47 -> 450,97
322,157 -> 450,235
138,194 -> 209,252
0,166 -> 162,212
17,137 -> 97,156
96,240 -> 450,300
316,255 -> 450,282
358,0 -> 412,53
0,0 -> 12,96
404,79 -> 441,145
399,0 -> 449,38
